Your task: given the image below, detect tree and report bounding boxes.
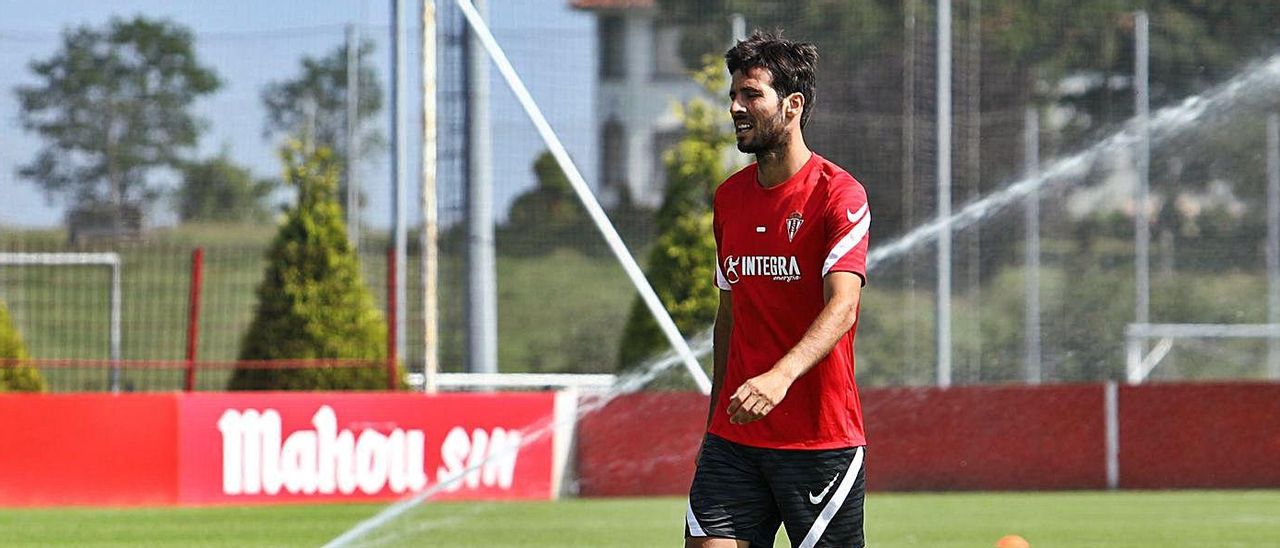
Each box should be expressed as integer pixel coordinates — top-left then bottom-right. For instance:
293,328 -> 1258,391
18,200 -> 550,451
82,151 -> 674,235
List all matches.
499,151 -> 591,255
176,152 -> 278,223
0,299 -> 46,392
261,39 -> 384,212
228,142 -> 394,390
15,16 -> 220,224
618,58 -> 738,368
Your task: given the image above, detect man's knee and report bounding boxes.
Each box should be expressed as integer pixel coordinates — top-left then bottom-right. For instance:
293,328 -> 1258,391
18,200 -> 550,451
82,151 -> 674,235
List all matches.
685,536 -> 750,548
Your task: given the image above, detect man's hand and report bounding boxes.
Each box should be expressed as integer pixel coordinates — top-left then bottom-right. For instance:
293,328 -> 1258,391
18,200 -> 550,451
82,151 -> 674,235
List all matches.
726,369 -> 794,425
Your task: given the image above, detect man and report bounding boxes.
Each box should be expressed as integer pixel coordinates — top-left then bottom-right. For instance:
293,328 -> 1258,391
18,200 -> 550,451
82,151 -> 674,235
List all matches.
685,31 -> 871,548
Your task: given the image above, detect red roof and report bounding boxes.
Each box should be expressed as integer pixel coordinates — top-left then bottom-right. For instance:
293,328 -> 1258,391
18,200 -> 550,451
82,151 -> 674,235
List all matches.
570,0 -> 655,9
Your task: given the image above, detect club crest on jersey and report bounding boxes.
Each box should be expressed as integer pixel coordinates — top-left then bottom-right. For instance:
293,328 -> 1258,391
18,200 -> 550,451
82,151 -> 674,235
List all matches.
722,254 -> 801,283
786,211 -> 803,242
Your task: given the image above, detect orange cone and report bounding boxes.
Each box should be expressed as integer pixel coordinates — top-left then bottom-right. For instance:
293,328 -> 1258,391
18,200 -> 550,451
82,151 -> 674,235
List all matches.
996,534 -> 1030,548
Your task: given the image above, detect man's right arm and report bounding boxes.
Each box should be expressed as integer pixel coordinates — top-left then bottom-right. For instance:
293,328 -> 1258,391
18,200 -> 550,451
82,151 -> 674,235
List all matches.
708,289 -> 732,429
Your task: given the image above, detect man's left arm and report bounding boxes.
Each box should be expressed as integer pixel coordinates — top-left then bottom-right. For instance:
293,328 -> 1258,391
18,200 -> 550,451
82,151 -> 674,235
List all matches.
727,271 -> 862,424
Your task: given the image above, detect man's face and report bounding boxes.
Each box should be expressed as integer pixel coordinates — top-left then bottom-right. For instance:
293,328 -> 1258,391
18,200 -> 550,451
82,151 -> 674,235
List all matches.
729,66 -> 789,154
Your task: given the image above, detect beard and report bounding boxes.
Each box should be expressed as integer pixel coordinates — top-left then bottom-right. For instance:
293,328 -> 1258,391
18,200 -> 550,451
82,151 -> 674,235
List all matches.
735,107 -> 789,154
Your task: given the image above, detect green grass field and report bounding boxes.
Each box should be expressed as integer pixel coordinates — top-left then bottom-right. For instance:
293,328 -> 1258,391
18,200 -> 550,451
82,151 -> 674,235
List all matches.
2,491 -> 1278,547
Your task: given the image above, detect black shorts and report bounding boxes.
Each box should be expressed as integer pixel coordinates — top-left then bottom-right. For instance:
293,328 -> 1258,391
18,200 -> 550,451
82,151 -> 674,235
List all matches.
686,434 -> 866,548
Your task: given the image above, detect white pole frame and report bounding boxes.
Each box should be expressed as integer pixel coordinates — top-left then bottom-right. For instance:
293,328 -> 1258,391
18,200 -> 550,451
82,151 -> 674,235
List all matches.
412,372 -> 617,391
1124,322 -> 1280,384
453,0 -> 710,394
0,252 -> 122,392
936,0 -> 954,388
346,22 -> 361,248
391,0 -> 409,361
1266,113 -> 1279,379
1104,381 -> 1119,490
464,0 -> 498,375
421,0 -> 439,393
1023,107 -> 1041,383
1134,11 -> 1152,341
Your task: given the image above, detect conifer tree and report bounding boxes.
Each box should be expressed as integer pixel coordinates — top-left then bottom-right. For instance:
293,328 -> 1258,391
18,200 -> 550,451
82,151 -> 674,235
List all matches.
229,142 -> 393,390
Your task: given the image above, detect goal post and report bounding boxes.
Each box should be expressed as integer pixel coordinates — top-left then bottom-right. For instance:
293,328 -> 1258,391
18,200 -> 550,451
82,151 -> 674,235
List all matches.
1124,322 -> 1280,384
0,252 -> 123,392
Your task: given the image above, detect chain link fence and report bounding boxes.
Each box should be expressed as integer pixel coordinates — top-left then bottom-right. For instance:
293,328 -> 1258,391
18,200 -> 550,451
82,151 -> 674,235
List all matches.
3,1 -> 1280,391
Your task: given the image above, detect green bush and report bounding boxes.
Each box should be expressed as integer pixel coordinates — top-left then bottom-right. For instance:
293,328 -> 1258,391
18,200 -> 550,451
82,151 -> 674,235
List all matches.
228,143 -> 395,390
618,212 -> 720,368
0,298 -> 46,392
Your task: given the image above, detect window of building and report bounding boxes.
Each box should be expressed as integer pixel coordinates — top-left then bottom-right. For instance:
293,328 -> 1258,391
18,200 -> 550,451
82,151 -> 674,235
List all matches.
602,118 -> 627,192
651,128 -> 684,197
599,16 -> 625,80
652,23 -> 686,80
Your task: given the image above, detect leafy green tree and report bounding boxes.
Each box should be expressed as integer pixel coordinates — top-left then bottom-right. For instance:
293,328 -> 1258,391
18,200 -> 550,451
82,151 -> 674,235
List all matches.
261,40 -> 384,212
15,16 -> 220,222
176,152 -> 278,223
618,58 -> 737,368
228,142 -> 394,390
0,299 -> 46,392
500,151 -> 593,255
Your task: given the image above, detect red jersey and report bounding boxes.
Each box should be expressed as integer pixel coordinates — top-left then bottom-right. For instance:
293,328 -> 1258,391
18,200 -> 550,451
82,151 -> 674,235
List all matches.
709,153 -> 870,450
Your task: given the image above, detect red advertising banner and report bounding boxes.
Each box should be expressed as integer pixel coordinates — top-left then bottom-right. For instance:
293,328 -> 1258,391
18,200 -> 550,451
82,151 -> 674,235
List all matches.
864,384 -> 1108,491
577,385 -> 1112,495
1119,382 -> 1280,489
576,392 -> 705,496
0,394 -> 179,506
0,392 -> 558,507
177,392 -> 558,504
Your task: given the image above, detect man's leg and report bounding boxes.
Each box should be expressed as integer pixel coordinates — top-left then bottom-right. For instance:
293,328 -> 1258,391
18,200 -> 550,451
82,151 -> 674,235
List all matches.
766,445 -> 866,548
686,434 -> 781,547
684,536 -> 750,548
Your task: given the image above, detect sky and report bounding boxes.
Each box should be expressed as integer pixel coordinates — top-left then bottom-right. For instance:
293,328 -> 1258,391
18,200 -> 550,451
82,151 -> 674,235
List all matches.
0,0 -> 597,229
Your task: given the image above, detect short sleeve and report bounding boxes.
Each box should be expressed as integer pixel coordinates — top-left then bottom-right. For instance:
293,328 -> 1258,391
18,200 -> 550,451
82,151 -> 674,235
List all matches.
713,190 -> 732,291
822,175 -> 870,284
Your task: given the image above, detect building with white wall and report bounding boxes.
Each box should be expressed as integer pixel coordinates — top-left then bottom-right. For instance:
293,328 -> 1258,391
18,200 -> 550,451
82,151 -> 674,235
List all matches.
571,0 -> 709,209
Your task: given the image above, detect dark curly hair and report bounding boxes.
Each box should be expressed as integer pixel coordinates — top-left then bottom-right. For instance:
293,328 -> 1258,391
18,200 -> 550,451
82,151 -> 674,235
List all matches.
725,30 -> 819,128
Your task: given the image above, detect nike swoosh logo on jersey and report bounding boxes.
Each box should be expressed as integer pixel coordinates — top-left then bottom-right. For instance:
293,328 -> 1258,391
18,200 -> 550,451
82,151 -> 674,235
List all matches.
847,204 -> 868,224
808,472 -> 840,505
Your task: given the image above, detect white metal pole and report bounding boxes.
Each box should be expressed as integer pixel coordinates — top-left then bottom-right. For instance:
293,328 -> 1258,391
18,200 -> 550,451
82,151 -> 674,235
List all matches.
109,261 -> 122,393
1124,328 -> 1142,384
1267,113 -> 1279,379
421,0 -> 439,393
936,0 -> 953,387
1024,107 -> 1041,384
1133,323 -> 1280,339
1104,381 -> 1120,489
346,23 -> 361,249
453,0 -> 710,394
1134,11 -> 1151,330
465,0 -> 498,375
391,0 -> 408,360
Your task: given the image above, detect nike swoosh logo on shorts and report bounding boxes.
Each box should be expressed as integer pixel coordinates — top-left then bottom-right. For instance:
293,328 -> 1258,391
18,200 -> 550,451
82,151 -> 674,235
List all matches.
808,473 -> 840,505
